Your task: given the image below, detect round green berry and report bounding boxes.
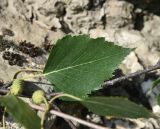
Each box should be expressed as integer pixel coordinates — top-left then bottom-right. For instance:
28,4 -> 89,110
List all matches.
32,90 -> 45,104
10,79 -> 24,95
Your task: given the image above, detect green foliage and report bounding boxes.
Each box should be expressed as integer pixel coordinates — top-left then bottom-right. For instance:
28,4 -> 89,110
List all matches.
43,35 -> 131,98
0,35 -> 154,129
81,97 -> 153,118
0,95 -> 41,129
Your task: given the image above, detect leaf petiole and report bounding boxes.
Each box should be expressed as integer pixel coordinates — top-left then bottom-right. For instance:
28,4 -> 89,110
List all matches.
41,97 -> 50,129
50,93 -> 82,103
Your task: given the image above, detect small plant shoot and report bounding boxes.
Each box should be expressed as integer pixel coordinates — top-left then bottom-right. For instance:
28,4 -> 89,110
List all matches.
0,35 -> 154,129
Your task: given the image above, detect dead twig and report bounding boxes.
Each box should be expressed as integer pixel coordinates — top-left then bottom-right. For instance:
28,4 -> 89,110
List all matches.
0,89 -> 8,94
30,103 -> 109,129
102,63 -> 160,87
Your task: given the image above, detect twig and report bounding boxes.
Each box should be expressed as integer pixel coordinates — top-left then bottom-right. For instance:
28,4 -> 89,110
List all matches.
30,103 -> 109,129
2,81 -> 12,89
0,89 -> 8,94
102,63 -> 160,87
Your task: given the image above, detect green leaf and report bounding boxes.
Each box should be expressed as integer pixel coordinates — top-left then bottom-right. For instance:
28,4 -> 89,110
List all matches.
81,97 -> 153,118
0,95 -> 41,129
43,35 -> 131,97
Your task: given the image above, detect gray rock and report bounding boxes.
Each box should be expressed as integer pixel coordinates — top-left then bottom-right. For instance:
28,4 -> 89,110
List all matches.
104,0 -> 134,28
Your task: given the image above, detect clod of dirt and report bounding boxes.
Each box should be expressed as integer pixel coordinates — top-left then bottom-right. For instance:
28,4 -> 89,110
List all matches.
2,51 -> 26,66
19,41 -> 43,57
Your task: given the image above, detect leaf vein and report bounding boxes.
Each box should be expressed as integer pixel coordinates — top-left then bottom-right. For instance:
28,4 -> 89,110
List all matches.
44,56 -> 109,76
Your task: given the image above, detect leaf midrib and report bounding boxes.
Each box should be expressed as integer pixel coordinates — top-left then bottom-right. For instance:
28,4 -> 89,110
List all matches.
44,56 -> 109,76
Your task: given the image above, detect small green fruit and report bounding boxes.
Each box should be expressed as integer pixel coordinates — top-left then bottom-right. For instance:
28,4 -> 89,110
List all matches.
32,90 -> 45,104
10,79 -> 24,95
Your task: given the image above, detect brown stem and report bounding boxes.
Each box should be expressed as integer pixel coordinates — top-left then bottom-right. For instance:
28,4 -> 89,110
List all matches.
0,89 -> 8,94
30,103 -> 109,129
102,63 -> 160,87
